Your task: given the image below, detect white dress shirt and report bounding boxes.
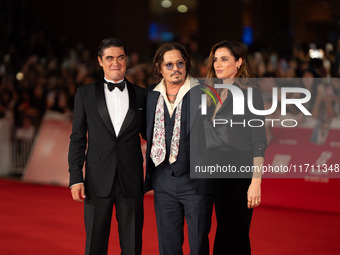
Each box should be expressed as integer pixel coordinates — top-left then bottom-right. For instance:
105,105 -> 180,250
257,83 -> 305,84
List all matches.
104,78 -> 129,136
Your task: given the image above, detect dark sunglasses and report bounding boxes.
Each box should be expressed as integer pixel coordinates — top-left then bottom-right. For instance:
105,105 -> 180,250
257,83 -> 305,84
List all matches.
164,61 -> 185,70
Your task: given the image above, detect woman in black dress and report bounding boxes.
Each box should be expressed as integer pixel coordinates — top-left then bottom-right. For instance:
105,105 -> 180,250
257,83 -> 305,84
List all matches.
205,40 -> 267,255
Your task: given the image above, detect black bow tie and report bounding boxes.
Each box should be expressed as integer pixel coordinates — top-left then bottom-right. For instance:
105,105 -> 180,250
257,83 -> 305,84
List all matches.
107,81 -> 125,92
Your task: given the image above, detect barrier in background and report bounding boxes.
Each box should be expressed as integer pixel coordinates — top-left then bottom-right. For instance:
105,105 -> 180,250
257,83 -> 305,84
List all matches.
12,138 -> 34,174
262,125 -> 340,213
0,118 -> 12,176
23,111 -> 73,186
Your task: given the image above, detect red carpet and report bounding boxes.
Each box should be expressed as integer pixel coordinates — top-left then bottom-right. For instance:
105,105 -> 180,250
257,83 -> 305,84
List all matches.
0,179 -> 339,255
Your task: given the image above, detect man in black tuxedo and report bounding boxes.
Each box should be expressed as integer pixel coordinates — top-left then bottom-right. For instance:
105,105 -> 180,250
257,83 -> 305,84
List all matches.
68,37 -> 145,255
144,42 -> 213,255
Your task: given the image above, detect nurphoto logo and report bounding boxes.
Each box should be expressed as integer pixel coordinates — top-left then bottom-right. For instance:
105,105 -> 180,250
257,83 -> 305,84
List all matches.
199,83 -> 311,128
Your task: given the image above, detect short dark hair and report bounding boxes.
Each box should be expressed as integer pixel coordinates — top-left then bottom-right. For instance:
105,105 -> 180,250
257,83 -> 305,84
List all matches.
97,37 -> 127,59
153,42 -> 191,80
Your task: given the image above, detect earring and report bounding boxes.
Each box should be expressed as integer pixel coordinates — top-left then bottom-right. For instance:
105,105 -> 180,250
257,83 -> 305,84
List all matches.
237,66 -> 240,69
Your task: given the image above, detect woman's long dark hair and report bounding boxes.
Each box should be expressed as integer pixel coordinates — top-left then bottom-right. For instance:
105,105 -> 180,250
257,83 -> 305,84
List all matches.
206,40 -> 252,105
206,40 -> 251,85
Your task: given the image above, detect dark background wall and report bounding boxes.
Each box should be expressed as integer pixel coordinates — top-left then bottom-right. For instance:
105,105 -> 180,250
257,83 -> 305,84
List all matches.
20,0 -> 150,59
197,0 -> 243,56
2,0 -> 340,59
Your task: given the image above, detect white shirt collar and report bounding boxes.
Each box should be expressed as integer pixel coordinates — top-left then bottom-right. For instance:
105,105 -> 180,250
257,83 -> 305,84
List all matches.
104,77 -> 125,84
153,76 -> 199,117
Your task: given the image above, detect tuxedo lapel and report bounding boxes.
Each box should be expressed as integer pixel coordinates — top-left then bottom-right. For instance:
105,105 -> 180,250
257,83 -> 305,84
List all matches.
118,80 -> 136,137
95,79 -> 117,139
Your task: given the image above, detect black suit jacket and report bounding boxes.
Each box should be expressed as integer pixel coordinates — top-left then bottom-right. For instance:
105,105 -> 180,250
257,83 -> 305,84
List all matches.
144,80 -> 211,194
204,86 -> 267,157
68,78 -> 146,197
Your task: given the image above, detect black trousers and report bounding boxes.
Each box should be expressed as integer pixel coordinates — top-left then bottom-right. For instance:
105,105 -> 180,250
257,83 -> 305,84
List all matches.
153,166 -> 213,255
84,174 -> 143,255
213,178 -> 253,255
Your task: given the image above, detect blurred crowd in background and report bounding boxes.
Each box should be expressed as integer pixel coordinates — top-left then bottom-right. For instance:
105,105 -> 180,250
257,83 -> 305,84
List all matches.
1,10 -> 340,158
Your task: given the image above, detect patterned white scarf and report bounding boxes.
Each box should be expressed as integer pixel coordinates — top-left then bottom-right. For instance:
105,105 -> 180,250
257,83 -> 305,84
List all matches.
150,94 -> 183,167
